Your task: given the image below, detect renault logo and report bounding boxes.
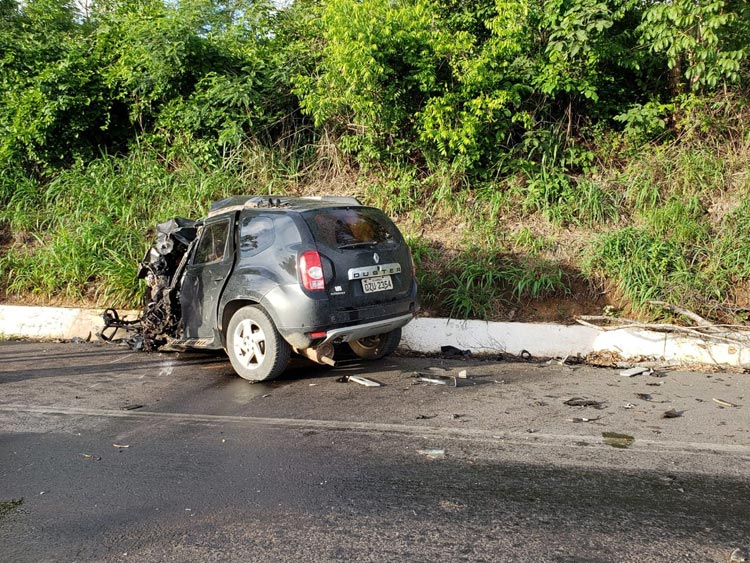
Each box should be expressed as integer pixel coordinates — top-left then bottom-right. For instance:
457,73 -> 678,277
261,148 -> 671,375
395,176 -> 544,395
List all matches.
373,253 -> 380,264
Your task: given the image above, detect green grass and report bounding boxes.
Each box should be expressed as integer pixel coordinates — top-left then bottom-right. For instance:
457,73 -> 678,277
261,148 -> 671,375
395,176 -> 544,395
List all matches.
0,145 -> 301,307
2,96 -> 750,322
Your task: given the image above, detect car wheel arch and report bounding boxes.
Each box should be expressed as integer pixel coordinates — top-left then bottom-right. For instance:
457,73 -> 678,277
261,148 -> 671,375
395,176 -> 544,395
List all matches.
220,299 -> 260,346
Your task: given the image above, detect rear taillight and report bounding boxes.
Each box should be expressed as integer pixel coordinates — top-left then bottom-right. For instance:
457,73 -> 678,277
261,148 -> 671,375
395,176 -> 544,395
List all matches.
299,250 -> 325,291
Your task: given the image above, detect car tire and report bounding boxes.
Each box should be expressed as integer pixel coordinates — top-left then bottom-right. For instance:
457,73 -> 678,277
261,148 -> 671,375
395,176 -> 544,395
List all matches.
226,305 -> 291,381
348,328 -> 401,360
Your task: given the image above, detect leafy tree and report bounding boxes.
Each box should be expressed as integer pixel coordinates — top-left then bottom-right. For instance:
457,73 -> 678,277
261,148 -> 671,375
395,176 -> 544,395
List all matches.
638,0 -> 749,92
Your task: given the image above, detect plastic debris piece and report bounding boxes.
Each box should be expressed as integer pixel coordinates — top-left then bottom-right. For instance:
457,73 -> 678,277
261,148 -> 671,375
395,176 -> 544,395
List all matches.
348,376 -> 382,387
458,370 -> 468,379
569,417 -> 601,423
663,409 -> 685,418
417,448 -> 445,459
620,367 -> 648,377
417,375 -> 455,386
713,398 -> 738,408
646,382 -> 664,387
121,404 -> 143,411
623,403 -> 637,409
112,444 -> 129,449
635,393 -> 653,401
415,414 -> 436,420
81,454 -> 101,461
563,397 -> 606,409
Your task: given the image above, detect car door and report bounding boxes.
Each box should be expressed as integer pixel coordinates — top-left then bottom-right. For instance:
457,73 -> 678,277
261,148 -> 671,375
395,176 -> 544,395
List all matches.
180,217 -> 234,343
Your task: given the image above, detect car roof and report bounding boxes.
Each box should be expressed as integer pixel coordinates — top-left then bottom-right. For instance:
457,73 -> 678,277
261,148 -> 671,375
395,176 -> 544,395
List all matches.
206,195 -> 362,218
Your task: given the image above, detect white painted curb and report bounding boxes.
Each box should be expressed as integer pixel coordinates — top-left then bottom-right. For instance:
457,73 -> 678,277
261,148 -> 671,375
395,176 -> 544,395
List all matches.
1,304 -> 748,367
402,318 -> 598,358
402,317 -> 750,367
0,305 -> 139,342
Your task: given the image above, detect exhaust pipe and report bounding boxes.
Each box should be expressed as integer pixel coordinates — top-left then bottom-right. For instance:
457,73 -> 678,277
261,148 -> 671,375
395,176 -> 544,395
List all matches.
294,342 -> 335,366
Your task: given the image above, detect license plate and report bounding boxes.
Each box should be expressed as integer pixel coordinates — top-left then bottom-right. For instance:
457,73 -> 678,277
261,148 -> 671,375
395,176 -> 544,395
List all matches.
362,275 -> 393,294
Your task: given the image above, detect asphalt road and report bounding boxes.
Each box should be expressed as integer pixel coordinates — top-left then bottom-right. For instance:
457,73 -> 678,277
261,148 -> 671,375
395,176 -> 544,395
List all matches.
1,340 -> 749,562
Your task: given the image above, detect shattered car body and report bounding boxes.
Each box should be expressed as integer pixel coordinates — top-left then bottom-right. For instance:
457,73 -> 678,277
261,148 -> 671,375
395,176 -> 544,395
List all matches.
103,196 -> 419,380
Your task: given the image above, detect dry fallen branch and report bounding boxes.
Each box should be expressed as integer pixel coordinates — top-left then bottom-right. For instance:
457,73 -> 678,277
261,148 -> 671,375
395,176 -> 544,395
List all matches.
575,315 -> 750,346
647,300 -> 720,331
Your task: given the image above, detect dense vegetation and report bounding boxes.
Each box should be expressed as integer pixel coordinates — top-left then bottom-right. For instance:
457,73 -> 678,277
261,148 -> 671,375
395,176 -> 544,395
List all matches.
1,0 -> 749,321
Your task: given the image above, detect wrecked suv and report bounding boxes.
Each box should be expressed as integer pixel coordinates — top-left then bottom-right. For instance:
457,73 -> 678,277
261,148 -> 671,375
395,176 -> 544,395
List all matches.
108,196 -> 419,381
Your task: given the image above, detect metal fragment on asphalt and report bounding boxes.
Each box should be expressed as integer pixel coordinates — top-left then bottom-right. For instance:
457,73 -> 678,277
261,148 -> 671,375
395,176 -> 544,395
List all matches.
417,375 -> 455,386
712,398 -> 738,408
348,376 -> 382,387
417,448 -> 445,459
620,367 -> 648,377
112,444 -> 130,448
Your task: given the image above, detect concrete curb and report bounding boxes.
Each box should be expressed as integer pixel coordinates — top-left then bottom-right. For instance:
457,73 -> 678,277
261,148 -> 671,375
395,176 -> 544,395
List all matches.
1,304 -> 748,367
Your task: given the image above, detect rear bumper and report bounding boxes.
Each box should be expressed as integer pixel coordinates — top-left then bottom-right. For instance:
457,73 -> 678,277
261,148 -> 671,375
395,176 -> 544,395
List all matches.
318,313 -> 414,346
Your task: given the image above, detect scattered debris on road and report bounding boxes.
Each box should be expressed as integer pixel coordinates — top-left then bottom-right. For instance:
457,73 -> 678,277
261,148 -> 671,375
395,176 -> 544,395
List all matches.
112,444 -> 130,449
120,404 -> 144,411
441,345 -> 471,359
623,403 -> 637,409
458,369 -> 468,379
569,417 -> 601,423
713,398 -> 739,408
563,397 -> 607,409
348,376 -> 382,387
416,375 -> 454,386
80,454 -> 101,461
620,367 -> 649,377
602,432 -> 635,449
663,409 -> 685,418
730,547 -> 750,562
416,448 -> 445,459
635,393 -> 653,401
415,414 -> 436,420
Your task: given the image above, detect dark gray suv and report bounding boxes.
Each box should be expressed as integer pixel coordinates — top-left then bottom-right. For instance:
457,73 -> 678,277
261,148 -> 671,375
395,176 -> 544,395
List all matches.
172,195 -> 418,380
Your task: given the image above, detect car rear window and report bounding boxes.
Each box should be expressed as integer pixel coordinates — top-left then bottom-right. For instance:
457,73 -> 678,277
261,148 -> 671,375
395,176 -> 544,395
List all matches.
303,208 -> 401,248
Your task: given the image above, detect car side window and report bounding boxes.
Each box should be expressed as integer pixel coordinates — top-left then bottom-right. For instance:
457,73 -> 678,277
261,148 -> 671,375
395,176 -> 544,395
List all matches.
239,216 -> 274,257
194,220 -> 229,264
